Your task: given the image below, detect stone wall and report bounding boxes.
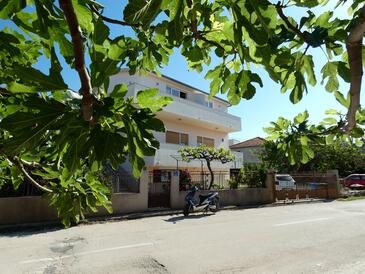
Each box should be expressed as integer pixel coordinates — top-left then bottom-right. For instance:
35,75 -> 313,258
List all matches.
170,171 -> 275,209
0,171 -> 149,225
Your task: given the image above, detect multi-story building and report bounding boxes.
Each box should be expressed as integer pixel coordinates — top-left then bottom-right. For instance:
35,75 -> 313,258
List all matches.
109,69 -> 242,207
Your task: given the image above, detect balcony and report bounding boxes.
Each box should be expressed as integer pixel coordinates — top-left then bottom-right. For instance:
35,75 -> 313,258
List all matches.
145,143 -> 236,169
126,82 -> 241,132
157,96 -> 241,133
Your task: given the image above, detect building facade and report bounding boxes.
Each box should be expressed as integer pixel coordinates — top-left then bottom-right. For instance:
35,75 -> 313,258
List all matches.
110,69 -> 241,171
109,70 -> 241,207
229,137 -> 265,164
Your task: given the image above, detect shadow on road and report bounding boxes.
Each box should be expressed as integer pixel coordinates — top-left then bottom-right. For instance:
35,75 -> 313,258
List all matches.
0,224 -> 64,238
164,213 -> 214,224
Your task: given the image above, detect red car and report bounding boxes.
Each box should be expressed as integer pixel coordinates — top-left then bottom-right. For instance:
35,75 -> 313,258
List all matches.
343,174 -> 365,188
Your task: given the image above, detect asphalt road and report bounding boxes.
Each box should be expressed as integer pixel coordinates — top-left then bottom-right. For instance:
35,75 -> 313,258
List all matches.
2,200 -> 365,274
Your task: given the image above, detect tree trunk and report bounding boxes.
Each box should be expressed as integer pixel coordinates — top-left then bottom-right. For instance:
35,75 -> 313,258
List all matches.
206,160 -> 214,190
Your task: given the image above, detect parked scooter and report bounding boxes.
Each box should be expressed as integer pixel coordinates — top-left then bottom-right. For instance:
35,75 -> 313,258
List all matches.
183,186 -> 220,216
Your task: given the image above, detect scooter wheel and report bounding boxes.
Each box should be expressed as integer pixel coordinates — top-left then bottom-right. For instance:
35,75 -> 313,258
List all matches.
210,199 -> 220,213
183,204 -> 190,216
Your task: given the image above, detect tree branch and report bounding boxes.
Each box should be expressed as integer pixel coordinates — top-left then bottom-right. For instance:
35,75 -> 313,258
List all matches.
275,2 -> 308,43
0,147 -> 52,193
185,0 -> 229,53
276,2 -> 364,133
344,6 -> 365,131
0,87 -> 12,96
59,0 -> 95,122
16,159 -> 53,193
89,5 -> 139,27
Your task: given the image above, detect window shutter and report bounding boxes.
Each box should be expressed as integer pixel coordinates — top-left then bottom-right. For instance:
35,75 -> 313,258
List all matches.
180,133 -> 189,145
203,137 -> 215,147
166,131 -> 179,144
197,136 -> 202,145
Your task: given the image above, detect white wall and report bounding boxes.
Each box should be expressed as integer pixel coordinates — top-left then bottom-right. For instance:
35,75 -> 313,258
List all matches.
231,147 -> 263,164
144,119 -> 232,169
157,119 -> 229,148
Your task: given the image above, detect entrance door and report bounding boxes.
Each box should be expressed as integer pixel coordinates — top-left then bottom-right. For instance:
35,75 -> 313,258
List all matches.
148,170 -> 171,208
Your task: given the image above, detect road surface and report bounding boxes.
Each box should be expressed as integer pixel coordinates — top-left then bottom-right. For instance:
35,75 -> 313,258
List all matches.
2,199 -> 365,273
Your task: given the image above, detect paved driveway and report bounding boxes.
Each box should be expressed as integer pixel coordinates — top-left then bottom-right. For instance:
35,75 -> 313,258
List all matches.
2,200 -> 365,273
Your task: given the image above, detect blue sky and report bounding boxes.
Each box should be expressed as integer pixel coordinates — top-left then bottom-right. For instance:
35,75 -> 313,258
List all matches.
1,1 -> 359,142
94,0 -> 357,142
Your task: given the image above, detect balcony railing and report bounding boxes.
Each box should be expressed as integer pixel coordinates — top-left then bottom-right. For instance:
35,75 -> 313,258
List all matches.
165,93 -> 229,113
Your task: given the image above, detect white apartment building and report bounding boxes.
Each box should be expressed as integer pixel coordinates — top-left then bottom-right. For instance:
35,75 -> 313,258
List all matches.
110,69 -> 241,207
110,69 -> 241,172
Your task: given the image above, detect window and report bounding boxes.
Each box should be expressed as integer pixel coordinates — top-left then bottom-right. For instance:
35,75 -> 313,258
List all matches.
166,131 -> 189,145
180,133 -> 189,145
197,136 -> 215,147
276,175 -> 293,182
166,86 -> 186,99
197,136 -> 202,145
204,101 -> 213,108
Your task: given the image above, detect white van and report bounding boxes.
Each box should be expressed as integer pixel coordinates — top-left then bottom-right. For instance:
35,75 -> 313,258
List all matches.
275,174 -> 296,190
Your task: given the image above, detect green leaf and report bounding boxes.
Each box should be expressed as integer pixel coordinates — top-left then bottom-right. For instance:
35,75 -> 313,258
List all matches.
137,88 -> 173,112
6,82 -> 38,93
72,0 -> 94,33
63,134 -> 86,174
32,167 -> 60,180
325,77 -> 339,92
300,136 -> 309,145
334,91 -> 350,108
93,18 -> 110,45
1,111 -> 64,153
110,84 -> 128,98
337,61 -> 350,83
10,166 -> 23,190
108,43 -> 123,60
222,21 -> 234,42
161,0 -> 181,21
289,72 -> 305,104
11,64 -> 68,92
321,117 -> 337,125
0,0 -> 26,19
325,134 -> 335,144
91,128 -> 127,168
355,139 -> 364,147
325,109 -> 340,115
275,51 -> 294,66
301,55 -> 317,86
124,0 -> 162,25
294,111 -> 309,124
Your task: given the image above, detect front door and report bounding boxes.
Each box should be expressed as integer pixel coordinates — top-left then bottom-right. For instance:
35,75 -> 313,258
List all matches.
148,170 -> 171,208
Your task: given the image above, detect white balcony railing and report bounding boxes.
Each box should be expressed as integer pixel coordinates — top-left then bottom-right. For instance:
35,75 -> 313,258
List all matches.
161,97 -> 241,132
145,143 -> 238,169
128,83 -> 241,132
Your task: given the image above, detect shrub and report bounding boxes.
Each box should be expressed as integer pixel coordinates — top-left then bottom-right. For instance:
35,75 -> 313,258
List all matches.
241,164 -> 267,188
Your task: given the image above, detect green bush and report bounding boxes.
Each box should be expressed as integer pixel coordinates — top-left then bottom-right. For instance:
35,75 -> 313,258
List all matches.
229,164 -> 266,189
228,178 -> 239,189
241,164 -> 267,188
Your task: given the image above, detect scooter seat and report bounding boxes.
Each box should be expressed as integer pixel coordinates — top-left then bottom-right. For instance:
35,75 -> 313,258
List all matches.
199,194 -> 211,199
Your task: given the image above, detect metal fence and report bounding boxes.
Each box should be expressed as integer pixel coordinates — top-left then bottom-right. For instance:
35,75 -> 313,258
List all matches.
103,164 -> 140,193
179,171 -> 230,190
109,172 -> 140,193
0,181 -> 42,197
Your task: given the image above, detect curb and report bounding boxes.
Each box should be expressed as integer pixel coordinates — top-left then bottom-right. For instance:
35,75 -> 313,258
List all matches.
0,199 -> 331,233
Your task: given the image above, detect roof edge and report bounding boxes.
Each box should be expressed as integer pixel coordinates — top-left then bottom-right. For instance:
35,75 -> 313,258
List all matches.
118,68 -> 231,105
